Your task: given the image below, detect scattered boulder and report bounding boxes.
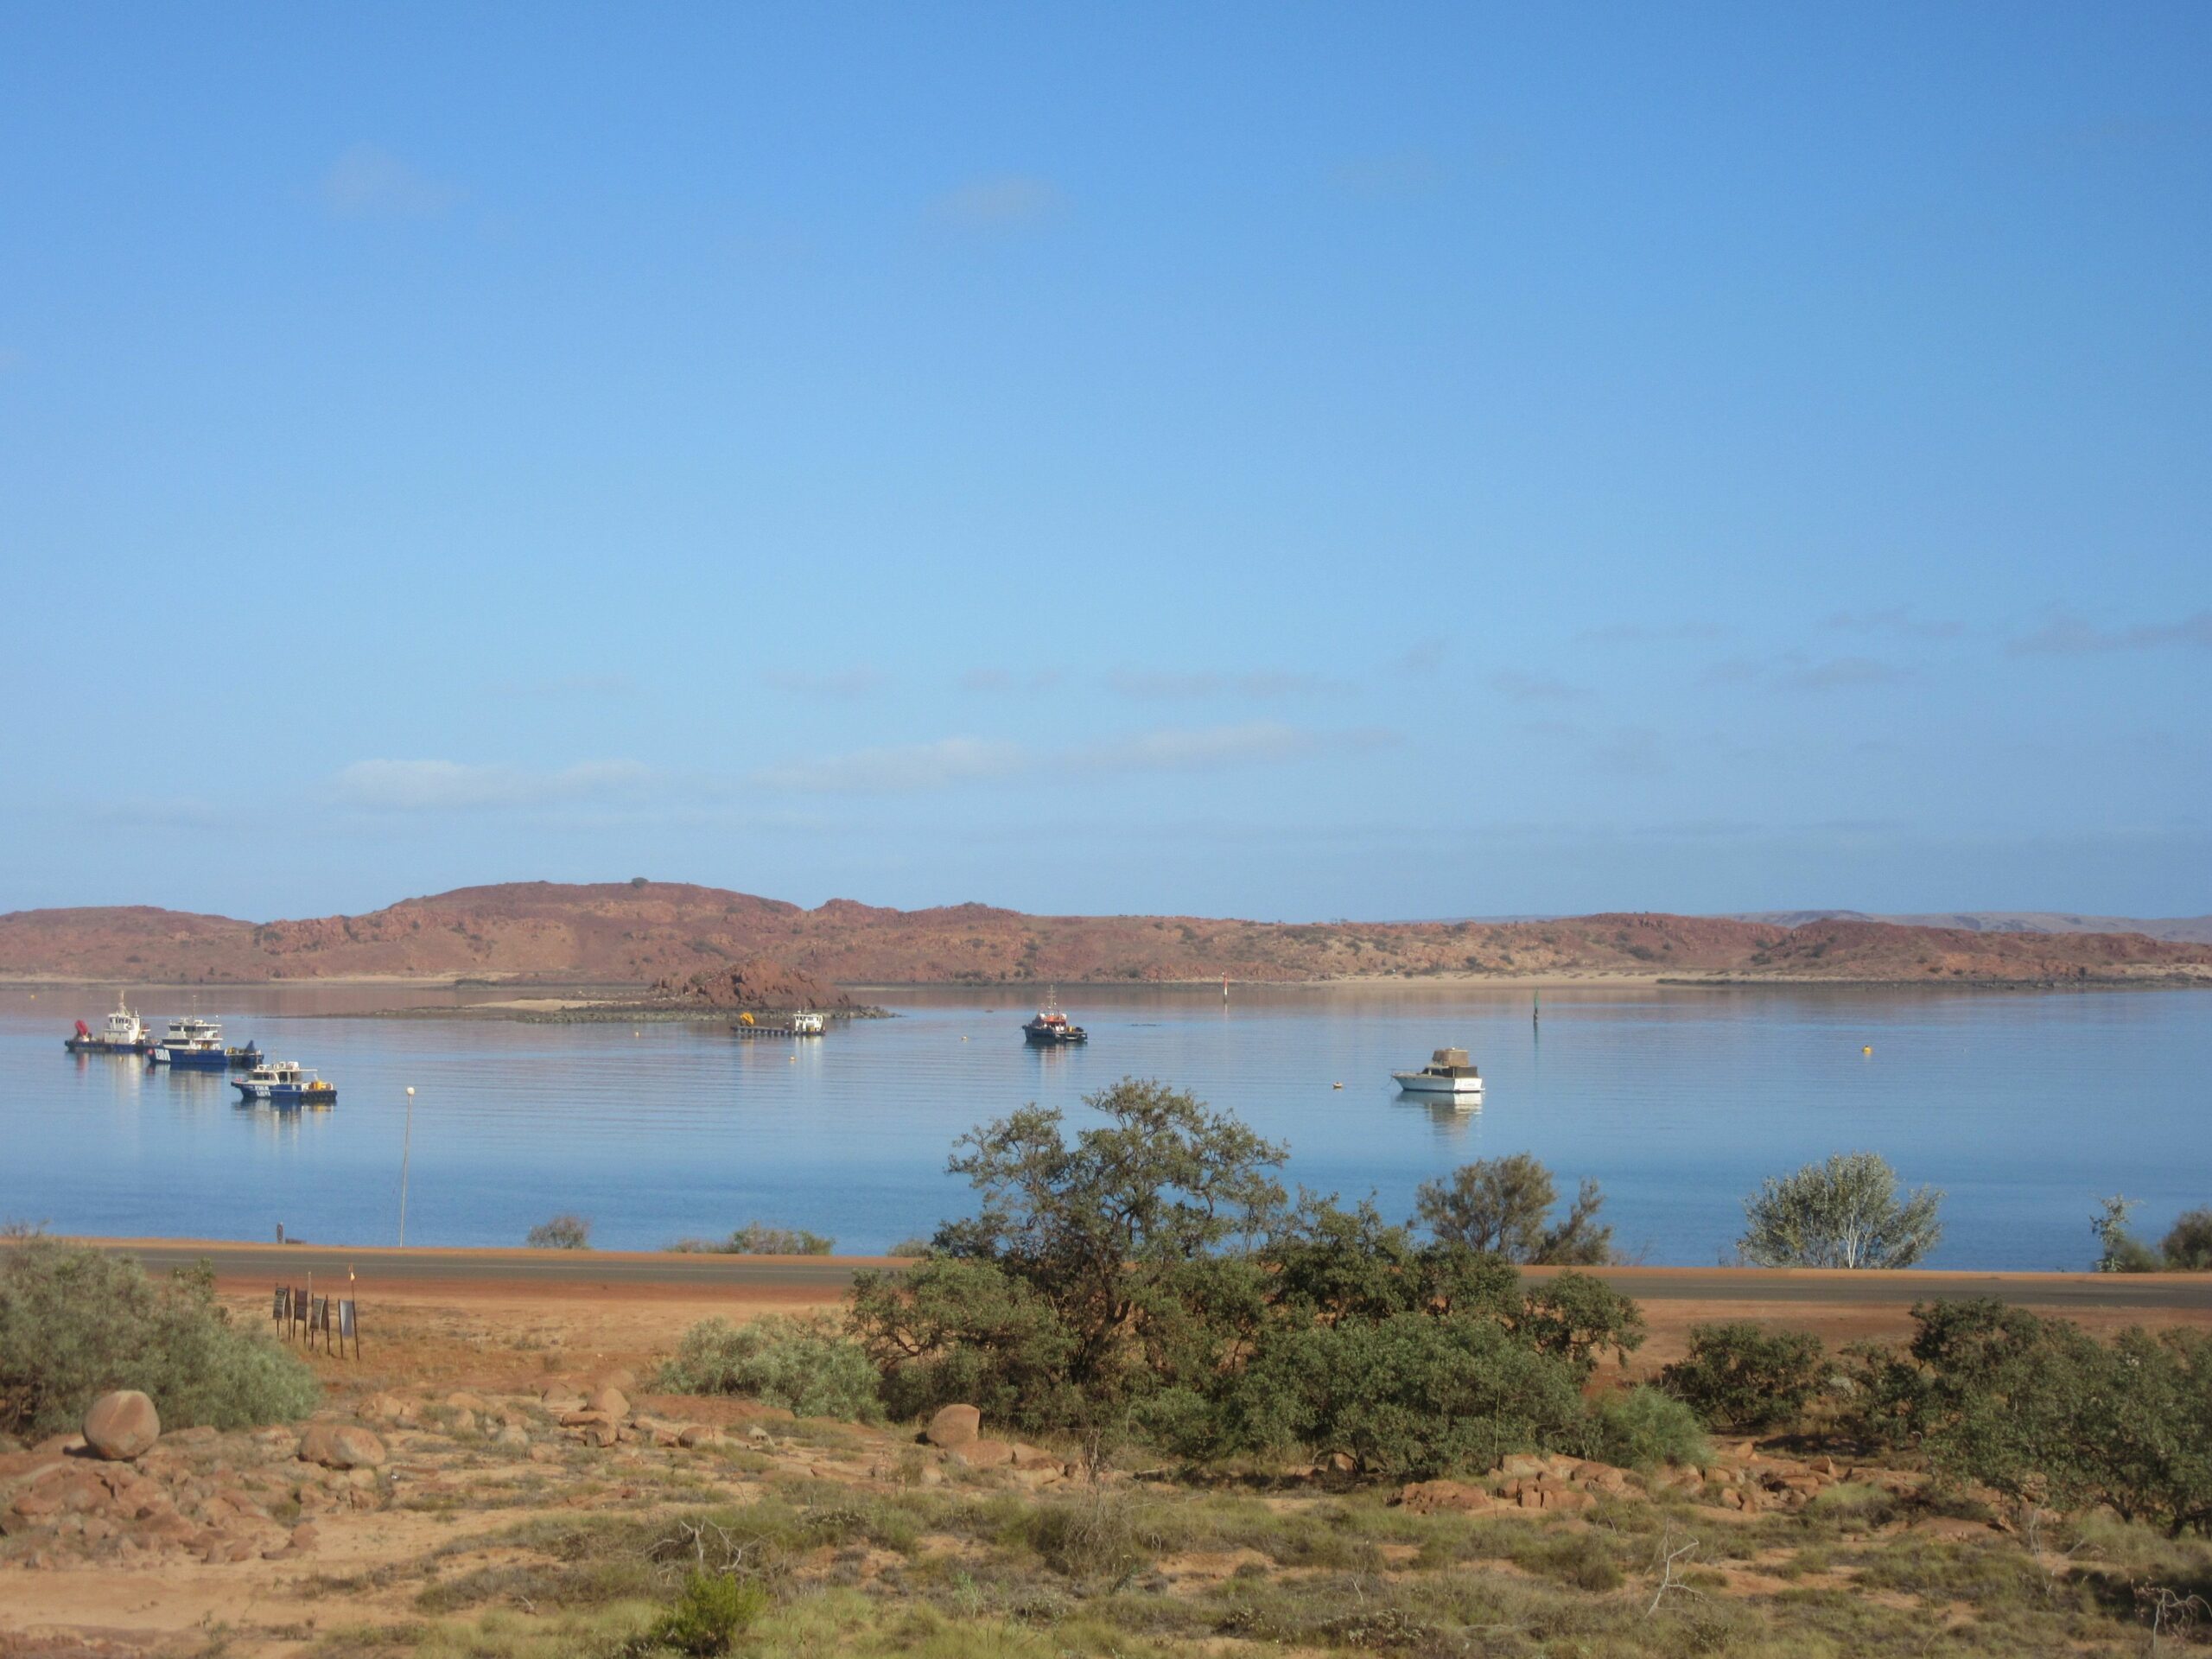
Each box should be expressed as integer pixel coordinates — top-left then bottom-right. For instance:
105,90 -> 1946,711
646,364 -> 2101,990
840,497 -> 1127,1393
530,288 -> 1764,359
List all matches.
948,1438 -> 1016,1468
598,1369 -> 638,1394
297,1425 -> 388,1471
677,1425 -> 721,1448
450,1409 -> 478,1436
585,1387 -> 630,1421
82,1391 -> 161,1461
925,1405 -> 982,1448
494,1425 -> 531,1449
1398,1479 -> 1496,1515
444,1391 -> 487,1412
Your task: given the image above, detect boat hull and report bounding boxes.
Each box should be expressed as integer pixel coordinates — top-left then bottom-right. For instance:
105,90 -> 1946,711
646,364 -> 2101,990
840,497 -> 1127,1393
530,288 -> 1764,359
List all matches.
1393,1073 -> 1484,1100
1025,1027 -> 1087,1046
150,1046 -> 228,1068
233,1081 -> 336,1106
64,1038 -> 148,1055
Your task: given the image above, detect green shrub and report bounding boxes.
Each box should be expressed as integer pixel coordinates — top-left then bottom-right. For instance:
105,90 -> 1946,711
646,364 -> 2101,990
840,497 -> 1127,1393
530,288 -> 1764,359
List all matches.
1866,1300 -> 2212,1536
1584,1385 -> 1707,1470
1658,1321 -> 1827,1431
0,1238 -> 318,1438
524,1213 -> 592,1250
1217,1311 -> 1590,1478
654,1315 -> 882,1421
664,1224 -> 835,1255
2161,1208 -> 2212,1271
1512,1270 -> 1646,1376
648,1571 -> 767,1656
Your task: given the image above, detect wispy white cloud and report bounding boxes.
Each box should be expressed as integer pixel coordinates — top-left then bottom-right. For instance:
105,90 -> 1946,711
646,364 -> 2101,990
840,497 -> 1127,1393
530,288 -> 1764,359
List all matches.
753,723 -> 1391,796
2009,609 -> 2212,655
321,144 -> 461,220
330,759 -> 652,812
925,174 -> 1065,232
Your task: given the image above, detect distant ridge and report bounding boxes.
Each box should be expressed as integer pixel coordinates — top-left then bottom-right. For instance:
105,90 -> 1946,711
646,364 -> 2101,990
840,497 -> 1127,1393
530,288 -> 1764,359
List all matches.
2,881 -> 2209,988
1722,911 -> 2212,945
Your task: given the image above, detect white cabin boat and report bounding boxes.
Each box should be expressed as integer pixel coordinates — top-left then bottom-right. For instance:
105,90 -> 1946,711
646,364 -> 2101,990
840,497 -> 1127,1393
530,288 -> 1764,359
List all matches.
66,994 -> 149,1054
1392,1047 -> 1484,1103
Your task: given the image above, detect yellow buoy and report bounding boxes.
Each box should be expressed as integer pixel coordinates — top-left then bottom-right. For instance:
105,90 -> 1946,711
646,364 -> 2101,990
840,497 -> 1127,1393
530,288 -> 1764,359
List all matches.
1862,1045 -> 1872,1055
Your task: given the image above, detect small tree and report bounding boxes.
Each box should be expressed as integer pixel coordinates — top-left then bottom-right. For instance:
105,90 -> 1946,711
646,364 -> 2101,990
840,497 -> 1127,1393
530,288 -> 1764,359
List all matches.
2091,1195 -> 2161,1273
1659,1322 -> 1827,1431
525,1213 -> 592,1250
1415,1154 -> 1614,1265
2161,1208 -> 2212,1272
1737,1153 -> 1942,1269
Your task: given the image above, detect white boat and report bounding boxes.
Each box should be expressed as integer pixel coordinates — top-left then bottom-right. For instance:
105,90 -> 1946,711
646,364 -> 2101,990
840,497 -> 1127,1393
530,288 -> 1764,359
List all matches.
149,1015 -> 226,1067
66,993 -> 149,1054
233,1060 -> 338,1106
790,1010 -> 826,1035
1392,1046 -> 1484,1103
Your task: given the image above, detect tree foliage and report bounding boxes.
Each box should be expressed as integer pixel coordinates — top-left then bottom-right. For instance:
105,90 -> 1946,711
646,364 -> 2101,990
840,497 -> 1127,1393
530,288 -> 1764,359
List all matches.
2160,1208 -> 2212,1272
524,1213 -> 592,1250
850,1078 -> 1286,1444
1737,1153 -> 1942,1268
2090,1196 -> 2161,1273
1414,1154 -> 1615,1265
1848,1300 -> 2212,1536
0,1237 -> 318,1438
1658,1321 -> 1828,1431
848,1080 -> 1658,1477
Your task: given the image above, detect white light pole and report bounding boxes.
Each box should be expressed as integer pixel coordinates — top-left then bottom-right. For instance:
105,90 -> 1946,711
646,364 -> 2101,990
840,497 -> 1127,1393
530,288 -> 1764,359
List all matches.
398,1085 -> 416,1247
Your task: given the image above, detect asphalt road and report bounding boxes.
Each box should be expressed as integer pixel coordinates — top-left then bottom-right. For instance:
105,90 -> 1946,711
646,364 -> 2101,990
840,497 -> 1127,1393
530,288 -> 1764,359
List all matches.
84,1240 -> 2212,1311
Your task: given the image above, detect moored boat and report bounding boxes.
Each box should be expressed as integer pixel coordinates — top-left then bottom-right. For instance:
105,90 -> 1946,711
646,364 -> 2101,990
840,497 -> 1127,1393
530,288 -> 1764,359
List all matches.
65,994 -> 149,1054
226,1043 -> 264,1069
232,1060 -> 337,1106
149,1015 -> 227,1068
1023,991 -> 1087,1046
1392,1046 -> 1484,1103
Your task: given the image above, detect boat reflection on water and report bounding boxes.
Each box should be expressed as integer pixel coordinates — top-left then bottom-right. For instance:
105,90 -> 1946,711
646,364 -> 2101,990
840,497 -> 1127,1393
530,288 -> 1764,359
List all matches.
1412,1096 -> 1478,1136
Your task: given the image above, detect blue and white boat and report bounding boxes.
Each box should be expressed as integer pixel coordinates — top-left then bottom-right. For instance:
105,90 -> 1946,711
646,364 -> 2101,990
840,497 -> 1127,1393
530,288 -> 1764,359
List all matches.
232,1059 -> 337,1106
149,1015 -> 228,1068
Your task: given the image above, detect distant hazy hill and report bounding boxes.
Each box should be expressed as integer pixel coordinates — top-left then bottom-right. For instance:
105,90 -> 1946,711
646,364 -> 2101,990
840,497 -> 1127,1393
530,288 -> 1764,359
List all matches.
3,881 -> 2209,988
1725,911 -> 2212,945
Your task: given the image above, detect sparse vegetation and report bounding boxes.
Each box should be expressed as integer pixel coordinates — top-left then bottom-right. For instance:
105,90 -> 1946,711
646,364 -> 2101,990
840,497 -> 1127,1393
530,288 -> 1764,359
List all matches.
0,1236 -> 317,1437
665,1224 -> 836,1256
1738,1151 -> 1943,1268
525,1213 -> 593,1250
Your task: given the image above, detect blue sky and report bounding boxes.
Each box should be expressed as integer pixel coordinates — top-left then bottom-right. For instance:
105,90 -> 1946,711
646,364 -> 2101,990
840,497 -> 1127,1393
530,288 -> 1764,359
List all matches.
1,3 -> 2206,922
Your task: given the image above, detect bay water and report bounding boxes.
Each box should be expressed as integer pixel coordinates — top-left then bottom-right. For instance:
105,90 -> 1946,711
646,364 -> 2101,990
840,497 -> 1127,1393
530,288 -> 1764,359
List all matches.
2,982 -> 2206,1269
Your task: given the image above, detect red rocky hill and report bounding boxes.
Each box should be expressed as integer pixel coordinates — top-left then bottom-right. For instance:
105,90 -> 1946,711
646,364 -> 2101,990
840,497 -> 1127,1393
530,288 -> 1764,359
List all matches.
2,881 -> 2208,987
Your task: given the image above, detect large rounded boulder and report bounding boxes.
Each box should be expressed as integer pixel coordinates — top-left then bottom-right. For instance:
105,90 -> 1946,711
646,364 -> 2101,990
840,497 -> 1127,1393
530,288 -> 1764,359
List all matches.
83,1390 -> 161,1460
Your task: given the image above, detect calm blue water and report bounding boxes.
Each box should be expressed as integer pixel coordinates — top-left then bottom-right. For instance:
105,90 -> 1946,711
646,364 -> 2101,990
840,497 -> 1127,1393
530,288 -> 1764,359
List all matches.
3,982 -> 2207,1269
